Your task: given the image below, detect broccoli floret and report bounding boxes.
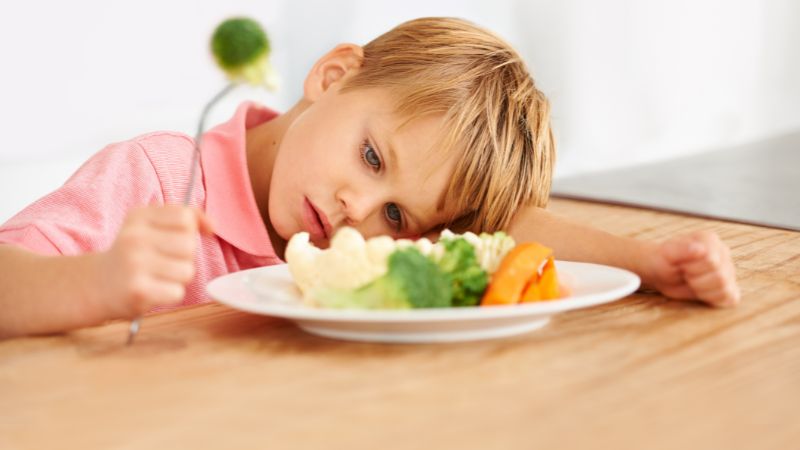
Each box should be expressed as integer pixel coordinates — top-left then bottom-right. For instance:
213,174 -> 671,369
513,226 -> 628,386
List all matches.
210,17 -> 277,88
437,238 -> 489,307
314,247 -> 453,309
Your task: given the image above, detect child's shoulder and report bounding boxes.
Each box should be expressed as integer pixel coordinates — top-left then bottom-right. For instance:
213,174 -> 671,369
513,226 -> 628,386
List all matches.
120,131 -> 197,170
100,131 -> 198,194
130,131 -> 195,156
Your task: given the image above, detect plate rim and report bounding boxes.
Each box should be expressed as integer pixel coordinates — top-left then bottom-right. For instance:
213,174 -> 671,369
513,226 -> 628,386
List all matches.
207,261 -> 641,323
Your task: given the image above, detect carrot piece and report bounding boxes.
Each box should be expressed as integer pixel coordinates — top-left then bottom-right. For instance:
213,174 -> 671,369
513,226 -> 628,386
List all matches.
521,257 -> 560,302
539,258 -> 560,300
480,242 -> 553,306
520,275 -> 541,302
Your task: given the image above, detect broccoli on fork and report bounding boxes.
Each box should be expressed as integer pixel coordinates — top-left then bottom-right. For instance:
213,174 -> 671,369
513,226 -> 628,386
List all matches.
211,17 -> 278,90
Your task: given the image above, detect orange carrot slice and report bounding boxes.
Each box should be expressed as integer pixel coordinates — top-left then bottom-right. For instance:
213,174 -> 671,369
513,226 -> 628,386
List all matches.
520,276 -> 541,302
521,257 -> 560,302
480,242 -> 553,306
539,259 -> 560,300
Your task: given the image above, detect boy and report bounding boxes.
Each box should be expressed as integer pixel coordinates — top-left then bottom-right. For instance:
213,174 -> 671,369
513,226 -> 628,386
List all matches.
0,18 -> 738,338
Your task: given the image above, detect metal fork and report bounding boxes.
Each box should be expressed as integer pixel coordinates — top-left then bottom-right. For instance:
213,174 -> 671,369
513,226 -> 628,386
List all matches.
126,83 -> 236,345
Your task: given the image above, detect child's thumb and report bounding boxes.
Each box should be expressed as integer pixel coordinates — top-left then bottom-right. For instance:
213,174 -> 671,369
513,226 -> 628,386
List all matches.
661,237 -> 706,264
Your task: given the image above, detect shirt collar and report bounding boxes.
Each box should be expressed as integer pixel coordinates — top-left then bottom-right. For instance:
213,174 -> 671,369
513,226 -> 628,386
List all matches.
201,102 -> 279,257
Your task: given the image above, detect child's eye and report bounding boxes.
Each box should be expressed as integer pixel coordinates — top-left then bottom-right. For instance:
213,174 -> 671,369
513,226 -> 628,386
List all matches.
384,203 -> 404,231
360,140 -> 381,171
359,139 -> 402,231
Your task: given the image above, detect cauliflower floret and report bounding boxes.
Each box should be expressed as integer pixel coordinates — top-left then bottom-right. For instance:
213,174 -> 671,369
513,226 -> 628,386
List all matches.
479,231 -> 516,273
460,231 -> 483,254
366,236 -> 396,268
286,228 -> 396,299
437,229 -> 515,274
315,228 -> 382,292
395,239 -> 414,249
440,229 -> 456,240
414,237 -> 434,256
284,232 -> 321,294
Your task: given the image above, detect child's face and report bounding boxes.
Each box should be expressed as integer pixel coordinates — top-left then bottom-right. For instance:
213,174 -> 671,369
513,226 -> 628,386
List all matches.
268,86 -> 459,249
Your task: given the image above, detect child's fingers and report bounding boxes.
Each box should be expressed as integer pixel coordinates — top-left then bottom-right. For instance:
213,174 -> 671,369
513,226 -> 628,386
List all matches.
680,255 -> 739,307
140,278 -> 187,307
680,239 -> 734,280
658,284 -> 697,300
685,268 -> 727,294
127,207 -> 214,256
143,205 -> 214,235
720,285 -> 741,306
680,253 -> 725,279
151,231 -> 196,259
694,285 -> 740,307
654,231 -> 739,307
655,262 -> 684,286
660,280 -> 737,306
660,236 -> 707,265
120,266 -> 188,316
144,205 -> 198,231
149,255 -> 196,284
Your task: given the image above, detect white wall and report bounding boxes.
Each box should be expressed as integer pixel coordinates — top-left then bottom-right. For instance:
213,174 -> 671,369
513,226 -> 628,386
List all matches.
516,0 -> 800,174
1,0 -> 799,221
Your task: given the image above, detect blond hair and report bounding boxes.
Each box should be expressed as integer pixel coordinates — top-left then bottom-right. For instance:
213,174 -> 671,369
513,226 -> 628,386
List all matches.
342,17 -> 555,233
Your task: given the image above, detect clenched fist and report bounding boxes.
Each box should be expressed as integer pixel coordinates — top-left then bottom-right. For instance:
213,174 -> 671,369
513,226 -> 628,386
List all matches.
644,230 -> 740,307
94,205 -> 214,318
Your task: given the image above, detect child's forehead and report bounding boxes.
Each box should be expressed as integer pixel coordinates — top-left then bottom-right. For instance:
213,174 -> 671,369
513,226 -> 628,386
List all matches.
350,88 -> 445,138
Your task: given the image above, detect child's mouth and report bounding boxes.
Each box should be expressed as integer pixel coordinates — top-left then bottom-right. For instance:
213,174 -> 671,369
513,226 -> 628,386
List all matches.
303,197 -> 328,241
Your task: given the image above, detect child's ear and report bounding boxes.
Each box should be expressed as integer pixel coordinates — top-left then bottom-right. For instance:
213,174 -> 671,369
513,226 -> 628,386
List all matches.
303,44 -> 364,102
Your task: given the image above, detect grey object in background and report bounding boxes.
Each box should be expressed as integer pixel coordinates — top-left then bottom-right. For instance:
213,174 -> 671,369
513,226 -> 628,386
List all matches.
552,131 -> 800,231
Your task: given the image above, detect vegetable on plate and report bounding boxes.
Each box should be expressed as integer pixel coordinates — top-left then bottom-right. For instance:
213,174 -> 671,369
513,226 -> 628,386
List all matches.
285,227 -> 564,309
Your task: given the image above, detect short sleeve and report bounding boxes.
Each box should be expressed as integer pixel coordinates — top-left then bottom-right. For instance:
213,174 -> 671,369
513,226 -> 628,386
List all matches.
0,139 -> 165,256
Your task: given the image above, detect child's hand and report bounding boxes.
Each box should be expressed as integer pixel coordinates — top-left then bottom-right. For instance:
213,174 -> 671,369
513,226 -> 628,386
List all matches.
94,205 -> 214,318
645,231 -> 740,307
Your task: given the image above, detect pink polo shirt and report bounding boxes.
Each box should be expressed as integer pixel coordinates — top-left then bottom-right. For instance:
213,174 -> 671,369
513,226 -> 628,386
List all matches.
0,102 -> 284,307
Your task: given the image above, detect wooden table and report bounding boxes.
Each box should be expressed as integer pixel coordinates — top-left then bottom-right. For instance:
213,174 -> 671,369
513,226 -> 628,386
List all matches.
2,199 -> 798,450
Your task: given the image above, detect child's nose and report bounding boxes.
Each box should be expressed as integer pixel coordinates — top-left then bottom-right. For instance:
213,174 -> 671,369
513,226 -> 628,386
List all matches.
337,191 -> 383,226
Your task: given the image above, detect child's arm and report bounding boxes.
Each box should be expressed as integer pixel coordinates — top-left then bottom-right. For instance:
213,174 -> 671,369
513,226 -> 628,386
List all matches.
507,206 -> 740,307
0,205 -> 213,338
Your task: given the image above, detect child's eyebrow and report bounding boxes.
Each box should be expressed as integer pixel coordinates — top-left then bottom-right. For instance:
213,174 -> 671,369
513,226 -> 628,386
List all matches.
378,130 -> 399,174
368,117 -> 400,173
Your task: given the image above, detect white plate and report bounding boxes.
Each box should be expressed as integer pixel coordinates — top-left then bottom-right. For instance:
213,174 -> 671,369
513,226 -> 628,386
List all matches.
207,261 -> 640,344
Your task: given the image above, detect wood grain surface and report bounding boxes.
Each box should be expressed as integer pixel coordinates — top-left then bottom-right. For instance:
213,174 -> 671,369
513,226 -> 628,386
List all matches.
1,198 -> 798,450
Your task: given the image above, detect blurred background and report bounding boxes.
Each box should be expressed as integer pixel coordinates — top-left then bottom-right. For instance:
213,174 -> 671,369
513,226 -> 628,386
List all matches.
1,0 -> 798,221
